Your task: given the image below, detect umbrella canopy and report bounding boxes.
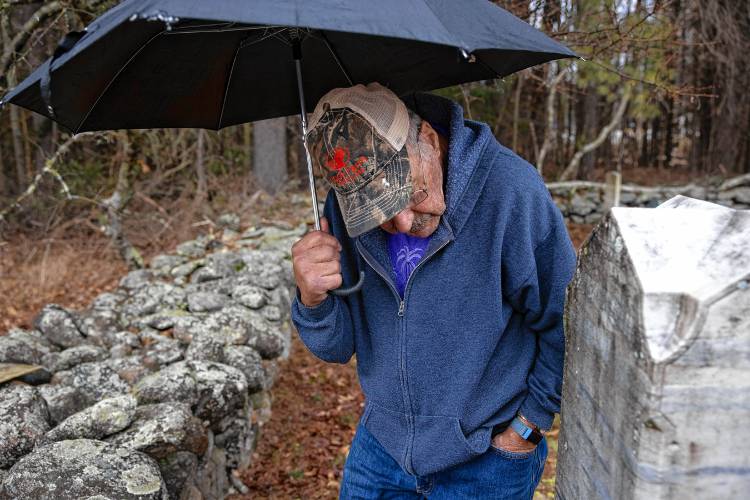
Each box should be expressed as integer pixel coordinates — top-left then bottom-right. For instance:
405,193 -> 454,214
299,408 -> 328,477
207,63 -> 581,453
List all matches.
1,0 -> 576,133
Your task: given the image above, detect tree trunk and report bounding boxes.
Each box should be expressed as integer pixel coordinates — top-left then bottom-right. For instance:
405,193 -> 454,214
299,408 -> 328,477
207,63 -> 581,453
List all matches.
18,108 -> 32,180
1,15 -> 25,192
512,74 -> 524,151
0,138 -> 5,197
664,96 -> 674,168
538,66 -> 568,176
565,92 -> 575,167
253,117 -> 287,195
8,86 -> 25,191
243,123 -> 252,169
102,132 -> 142,270
195,129 -> 207,203
580,86 -> 599,178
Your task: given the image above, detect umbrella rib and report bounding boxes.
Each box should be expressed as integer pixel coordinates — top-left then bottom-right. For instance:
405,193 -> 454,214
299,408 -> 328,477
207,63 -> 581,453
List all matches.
165,24 -> 287,36
217,40 -> 242,130
319,31 -> 354,86
167,21 -> 237,33
218,27 -> 289,129
471,53 -> 502,79
73,30 -> 166,133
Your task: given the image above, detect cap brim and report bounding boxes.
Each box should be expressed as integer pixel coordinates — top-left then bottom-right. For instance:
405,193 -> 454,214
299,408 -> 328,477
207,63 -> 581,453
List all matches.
335,147 -> 412,237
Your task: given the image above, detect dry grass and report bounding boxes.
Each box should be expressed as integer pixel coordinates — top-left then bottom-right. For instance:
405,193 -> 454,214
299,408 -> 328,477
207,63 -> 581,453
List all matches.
0,174 -> 318,332
0,234 -> 128,331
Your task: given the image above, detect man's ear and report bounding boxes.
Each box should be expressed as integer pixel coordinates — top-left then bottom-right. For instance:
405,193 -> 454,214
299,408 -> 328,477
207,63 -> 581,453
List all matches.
419,120 -> 440,151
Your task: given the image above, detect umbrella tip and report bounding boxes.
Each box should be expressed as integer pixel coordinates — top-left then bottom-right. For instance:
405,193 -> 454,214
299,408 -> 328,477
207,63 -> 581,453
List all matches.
578,56 -> 588,62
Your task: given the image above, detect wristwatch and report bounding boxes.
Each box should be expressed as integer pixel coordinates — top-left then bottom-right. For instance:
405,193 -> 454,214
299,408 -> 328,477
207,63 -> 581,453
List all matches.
510,414 -> 544,445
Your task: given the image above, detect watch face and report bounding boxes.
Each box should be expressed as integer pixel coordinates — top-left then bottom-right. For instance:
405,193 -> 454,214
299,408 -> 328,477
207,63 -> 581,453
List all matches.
527,429 -> 543,445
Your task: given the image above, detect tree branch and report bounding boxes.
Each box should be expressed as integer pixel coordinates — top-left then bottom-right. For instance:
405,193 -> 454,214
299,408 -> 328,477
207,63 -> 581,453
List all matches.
100,131 -> 143,270
0,132 -> 92,223
0,1 -> 65,81
558,91 -> 630,181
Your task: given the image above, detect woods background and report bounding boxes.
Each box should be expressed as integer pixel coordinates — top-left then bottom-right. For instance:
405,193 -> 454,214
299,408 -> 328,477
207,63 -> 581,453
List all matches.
0,0 -> 749,243
1,2 -> 748,496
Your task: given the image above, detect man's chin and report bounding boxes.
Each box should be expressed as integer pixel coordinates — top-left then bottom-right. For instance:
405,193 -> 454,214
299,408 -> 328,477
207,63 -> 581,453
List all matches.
378,226 -> 437,238
378,216 -> 440,238
408,220 -> 439,238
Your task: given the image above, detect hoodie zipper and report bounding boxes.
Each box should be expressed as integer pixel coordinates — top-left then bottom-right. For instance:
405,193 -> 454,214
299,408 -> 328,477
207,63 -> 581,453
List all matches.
355,242 -> 414,472
397,238 -> 450,474
356,235 -> 452,475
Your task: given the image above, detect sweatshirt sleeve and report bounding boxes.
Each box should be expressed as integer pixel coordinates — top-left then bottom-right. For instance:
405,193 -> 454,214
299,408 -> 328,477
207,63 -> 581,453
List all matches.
501,171 -> 577,431
290,191 -> 358,364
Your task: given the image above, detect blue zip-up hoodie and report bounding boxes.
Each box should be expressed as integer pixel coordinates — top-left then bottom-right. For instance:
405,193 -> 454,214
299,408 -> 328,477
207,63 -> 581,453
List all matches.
291,92 -> 576,477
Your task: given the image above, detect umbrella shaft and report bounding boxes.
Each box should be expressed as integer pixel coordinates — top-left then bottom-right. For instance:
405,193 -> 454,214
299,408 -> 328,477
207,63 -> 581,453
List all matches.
295,53 -> 321,231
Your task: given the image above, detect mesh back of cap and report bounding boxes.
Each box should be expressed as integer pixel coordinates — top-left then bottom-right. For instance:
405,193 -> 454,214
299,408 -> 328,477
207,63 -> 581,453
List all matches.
308,83 -> 410,151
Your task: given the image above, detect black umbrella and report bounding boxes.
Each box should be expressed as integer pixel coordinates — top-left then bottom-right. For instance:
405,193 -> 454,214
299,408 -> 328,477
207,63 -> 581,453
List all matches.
1,0 -> 577,294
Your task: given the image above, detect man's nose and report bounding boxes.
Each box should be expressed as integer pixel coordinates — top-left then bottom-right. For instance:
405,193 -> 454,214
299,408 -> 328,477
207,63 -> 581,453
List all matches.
392,209 -> 414,233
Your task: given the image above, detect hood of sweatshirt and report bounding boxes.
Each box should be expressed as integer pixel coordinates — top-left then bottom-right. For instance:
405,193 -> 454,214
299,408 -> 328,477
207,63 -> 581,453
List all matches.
355,92 -> 496,281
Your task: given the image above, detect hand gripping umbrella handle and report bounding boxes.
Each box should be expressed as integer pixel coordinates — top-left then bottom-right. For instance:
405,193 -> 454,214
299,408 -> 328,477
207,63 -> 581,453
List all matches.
329,270 -> 365,296
293,37 -> 364,297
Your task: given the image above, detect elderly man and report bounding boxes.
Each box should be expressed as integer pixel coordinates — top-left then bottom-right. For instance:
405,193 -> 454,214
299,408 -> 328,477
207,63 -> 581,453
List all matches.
290,83 -> 576,499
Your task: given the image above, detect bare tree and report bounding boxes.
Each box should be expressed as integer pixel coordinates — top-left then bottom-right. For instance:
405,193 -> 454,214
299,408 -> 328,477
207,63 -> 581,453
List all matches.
100,131 -> 142,269
194,129 -> 207,205
537,65 -> 569,175
0,132 -> 87,223
0,1 -> 65,80
694,0 -> 750,173
253,117 -> 287,195
559,91 -> 630,181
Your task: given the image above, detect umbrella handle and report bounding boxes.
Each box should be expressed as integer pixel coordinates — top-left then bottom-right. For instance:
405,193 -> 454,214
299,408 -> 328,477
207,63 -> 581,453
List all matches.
293,37 -> 364,298
329,270 -> 365,296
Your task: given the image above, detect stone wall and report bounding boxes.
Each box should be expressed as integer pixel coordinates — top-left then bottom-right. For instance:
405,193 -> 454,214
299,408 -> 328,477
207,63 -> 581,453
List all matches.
548,173 -> 750,223
0,219 -> 306,500
555,197 -> 750,499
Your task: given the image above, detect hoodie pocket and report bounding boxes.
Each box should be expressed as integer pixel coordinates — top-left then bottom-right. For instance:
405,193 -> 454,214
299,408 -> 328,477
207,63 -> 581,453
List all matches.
410,414 -> 485,476
361,400 -> 410,471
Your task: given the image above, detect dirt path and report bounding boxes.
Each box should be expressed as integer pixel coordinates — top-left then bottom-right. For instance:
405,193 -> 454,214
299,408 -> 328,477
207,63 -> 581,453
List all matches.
234,336 -> 364,499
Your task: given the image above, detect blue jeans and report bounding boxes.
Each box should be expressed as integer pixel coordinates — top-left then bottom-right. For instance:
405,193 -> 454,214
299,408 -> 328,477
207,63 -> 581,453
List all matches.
340,422 -> 548,499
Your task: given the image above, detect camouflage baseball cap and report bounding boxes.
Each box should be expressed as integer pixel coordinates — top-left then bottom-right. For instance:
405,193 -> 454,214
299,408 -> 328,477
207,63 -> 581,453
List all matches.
306,83 -> 418,238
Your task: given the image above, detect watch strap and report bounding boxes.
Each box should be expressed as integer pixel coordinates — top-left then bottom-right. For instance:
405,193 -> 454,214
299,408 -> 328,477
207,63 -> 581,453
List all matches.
510,416 -> 543,445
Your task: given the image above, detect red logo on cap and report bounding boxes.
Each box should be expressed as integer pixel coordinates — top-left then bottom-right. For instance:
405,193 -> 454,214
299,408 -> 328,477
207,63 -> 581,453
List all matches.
326,147 -> 367,187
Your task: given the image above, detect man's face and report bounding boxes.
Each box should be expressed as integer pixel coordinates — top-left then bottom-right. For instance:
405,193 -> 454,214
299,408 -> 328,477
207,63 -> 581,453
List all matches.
379,121 -> 446,238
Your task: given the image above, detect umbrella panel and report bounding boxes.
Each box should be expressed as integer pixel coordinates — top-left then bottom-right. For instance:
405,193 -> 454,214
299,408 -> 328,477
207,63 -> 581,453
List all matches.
8,23 -> 522,133
82,26 -> 245,131
10,19 -> 165,132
